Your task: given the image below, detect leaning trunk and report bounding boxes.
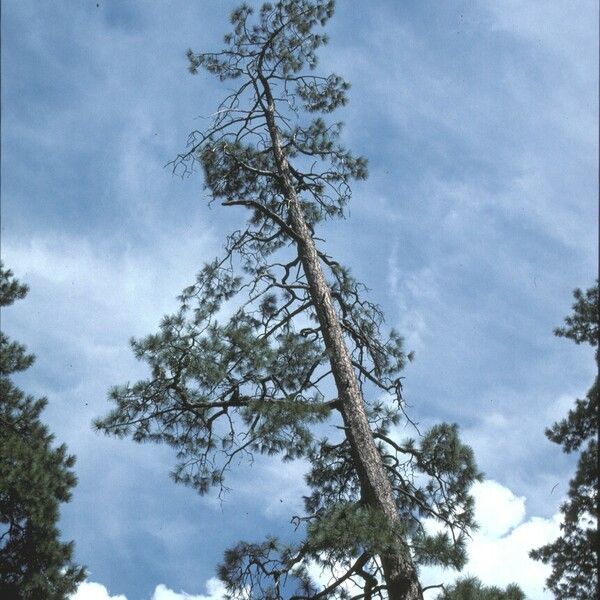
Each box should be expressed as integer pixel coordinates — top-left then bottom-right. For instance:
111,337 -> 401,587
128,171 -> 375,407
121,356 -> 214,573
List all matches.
287,194 -> 423,600
261,80 -> 423,600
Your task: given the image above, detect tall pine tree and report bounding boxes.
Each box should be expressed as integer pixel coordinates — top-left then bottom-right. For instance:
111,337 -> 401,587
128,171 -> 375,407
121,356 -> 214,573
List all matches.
0,263 -> 85,599
530,283 -> 599,599
96,3 -> 480,598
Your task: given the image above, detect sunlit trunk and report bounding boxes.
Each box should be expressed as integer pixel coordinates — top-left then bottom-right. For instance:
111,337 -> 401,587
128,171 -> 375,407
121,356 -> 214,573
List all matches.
261,80 -> 423,600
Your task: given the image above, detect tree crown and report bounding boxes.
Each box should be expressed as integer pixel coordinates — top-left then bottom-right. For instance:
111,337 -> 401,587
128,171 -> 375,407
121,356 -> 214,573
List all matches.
97,3 -> 480,598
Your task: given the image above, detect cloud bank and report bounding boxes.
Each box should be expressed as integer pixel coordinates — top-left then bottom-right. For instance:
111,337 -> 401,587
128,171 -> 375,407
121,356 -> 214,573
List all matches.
421,480 -> 561,599
72,578 -> 226,600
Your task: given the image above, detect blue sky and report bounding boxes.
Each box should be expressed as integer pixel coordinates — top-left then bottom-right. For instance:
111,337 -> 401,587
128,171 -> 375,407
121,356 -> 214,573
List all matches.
1,1 -> 597,599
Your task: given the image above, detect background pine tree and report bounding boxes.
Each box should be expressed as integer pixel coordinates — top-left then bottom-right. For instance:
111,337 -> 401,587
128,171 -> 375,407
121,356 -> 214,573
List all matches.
529,282 -> 599,599
0,263 -> 85,599
438,577 -> 525,600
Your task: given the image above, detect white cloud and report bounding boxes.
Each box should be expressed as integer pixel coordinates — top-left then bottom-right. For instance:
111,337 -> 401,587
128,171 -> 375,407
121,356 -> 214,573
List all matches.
72,578 -> 226,600
2,224 -> 216,340
387,247 -> 433,353
484,0 -> 597,64
471,480 -> 526,538
458,387 -> 589,516
71,581 -> 127,600
151,578 -> 226,600
421,479 -> 561,600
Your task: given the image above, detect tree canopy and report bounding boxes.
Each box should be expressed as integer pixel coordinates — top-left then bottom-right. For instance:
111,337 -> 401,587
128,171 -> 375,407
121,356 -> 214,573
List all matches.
438,577 -> 525,600
530,282 -> 598,599
0,263 -> 86,599
96,2 -> 480,599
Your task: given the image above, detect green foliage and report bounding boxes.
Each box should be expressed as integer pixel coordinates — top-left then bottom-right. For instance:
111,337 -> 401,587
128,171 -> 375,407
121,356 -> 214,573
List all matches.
0,263 -> 85,599
439,577 -> 525,600
553,284 -> 599,351
0,267 -> 28,307
306,503 -> 406,559
97,2 -> 480,597
529,282 -> 598,600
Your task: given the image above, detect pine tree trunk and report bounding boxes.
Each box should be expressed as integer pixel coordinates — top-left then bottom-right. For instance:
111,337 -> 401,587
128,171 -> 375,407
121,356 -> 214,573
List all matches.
287,195 -> 423,600
261,82 -> 423,600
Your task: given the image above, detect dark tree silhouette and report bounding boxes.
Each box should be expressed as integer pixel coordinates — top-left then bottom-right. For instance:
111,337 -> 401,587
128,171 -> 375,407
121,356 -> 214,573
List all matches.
438,577 -> 525,600
530,283 -> 598,600
0,263 -> 85,599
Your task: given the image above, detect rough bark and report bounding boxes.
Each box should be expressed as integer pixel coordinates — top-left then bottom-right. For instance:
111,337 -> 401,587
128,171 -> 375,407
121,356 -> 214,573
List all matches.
259,73 -> 423,600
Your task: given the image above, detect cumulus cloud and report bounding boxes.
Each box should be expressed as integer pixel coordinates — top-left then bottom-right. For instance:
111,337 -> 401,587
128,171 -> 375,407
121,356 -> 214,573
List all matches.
72,578 -> 226,600
71,581 -> 127,600
421,479 -> 561,600
151,578 -> 226,600
459,390 -> 588,516
471,480 -> 527,538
